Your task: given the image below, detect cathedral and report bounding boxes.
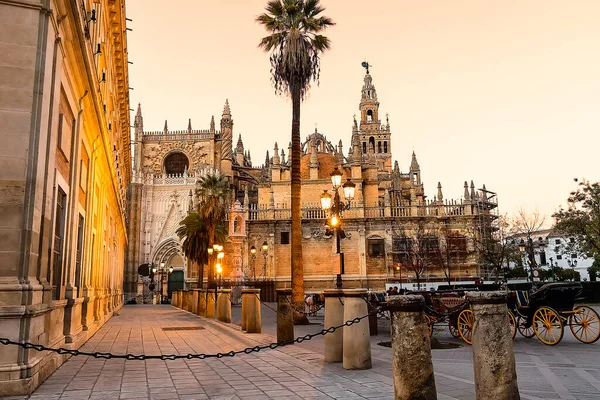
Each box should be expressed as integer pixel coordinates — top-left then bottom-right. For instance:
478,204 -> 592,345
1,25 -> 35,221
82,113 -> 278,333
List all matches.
124,69 -> 497,302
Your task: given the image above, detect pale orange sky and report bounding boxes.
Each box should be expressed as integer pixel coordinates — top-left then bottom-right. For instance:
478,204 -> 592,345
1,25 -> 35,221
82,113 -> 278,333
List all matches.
126,0 -> 600,221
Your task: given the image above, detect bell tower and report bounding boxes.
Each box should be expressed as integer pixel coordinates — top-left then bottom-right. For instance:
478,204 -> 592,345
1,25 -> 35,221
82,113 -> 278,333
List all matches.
357,63 -> 392,173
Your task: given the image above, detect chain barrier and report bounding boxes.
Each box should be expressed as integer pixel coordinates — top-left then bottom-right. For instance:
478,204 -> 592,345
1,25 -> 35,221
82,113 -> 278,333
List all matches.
285,296 -> 324,316
363,296 -> 389,320
253,294 -> 279,313
0,307 -> 381,361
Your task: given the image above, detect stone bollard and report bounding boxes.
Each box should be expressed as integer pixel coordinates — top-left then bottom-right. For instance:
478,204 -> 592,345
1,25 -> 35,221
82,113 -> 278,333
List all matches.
389,295 -> 437,400
171,291 -> 178,306
181,290 -> 189,311
187,291 -> 194,312
206,291 -> 216,319
276,289 -> 294,343
176,291 -> 183,309
324,289 -> 344,363
217,289 -> 232,323
342,289 -> 372,370
466,291 -> 519,400
191,290 -> 200,314
241,289 -> 254,331
243,289 -> 262,333
197,289 -> 207,316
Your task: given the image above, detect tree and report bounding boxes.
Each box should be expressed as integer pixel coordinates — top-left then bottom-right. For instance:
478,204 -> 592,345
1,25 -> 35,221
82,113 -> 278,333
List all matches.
177,171 -> 230,288
257,0 -> 334,324
553,179 -> 600,258
468,215 -> 521,282
432,228 -> 468,286
392,223 -> 438,290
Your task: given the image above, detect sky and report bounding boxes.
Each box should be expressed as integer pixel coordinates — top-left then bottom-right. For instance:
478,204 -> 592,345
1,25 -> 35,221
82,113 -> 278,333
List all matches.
126,0 -> 600,223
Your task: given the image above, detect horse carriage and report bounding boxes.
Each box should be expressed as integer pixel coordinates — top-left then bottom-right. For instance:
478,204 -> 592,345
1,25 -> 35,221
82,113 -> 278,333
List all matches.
419,282 -> 599,346
507,282 -> 600,345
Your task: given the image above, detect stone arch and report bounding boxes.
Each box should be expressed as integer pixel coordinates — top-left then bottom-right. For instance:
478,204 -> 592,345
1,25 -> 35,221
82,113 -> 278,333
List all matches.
163,151 -> 189,175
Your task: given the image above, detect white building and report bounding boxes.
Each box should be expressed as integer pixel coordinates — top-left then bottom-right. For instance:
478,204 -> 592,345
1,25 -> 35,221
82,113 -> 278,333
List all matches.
509,229 -> 592,281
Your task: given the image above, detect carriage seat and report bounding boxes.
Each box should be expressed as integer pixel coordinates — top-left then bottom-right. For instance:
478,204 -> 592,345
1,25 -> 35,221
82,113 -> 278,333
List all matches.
515,290 -> 530,308
439,297 -> 464,309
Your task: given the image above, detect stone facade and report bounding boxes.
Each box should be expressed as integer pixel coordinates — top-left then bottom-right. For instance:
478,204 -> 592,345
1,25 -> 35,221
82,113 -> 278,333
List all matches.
0,0 -> 131,395
125,69 -> 497,297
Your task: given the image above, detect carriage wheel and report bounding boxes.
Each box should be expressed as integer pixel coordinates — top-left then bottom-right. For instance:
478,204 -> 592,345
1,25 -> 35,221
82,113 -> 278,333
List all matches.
508,311 -> 517,340
449,322 -> 460,338
424,315 -> 433,337
533,307 -> 564,346
517,316 -> 535,338
458,309 -> 473,345
569,306 -> 600,344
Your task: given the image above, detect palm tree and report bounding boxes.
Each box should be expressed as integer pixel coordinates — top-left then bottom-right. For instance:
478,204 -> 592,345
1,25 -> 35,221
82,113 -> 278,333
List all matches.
257,0 -> 334,324
177,170 -> 231,288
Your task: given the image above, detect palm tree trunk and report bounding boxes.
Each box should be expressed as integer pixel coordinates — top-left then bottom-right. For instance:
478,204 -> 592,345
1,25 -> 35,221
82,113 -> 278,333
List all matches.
291,83 -> 308,325
207,228 -> 215,289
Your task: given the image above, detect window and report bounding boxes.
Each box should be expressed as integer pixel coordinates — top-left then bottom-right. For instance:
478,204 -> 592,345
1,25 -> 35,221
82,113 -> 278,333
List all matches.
557,254 -> 563,260
447,236 -> 467,253
419,236 -> 439,253
280,232 -> 290,245
571,253 -> 577,259
233,216 -> 242,233
57,114 -> 64,150
555,239 -> 561,245
539,251 -> 547,265
367,109 -> 373,122
384,141 -> 388,153
569,238 -> 575,243
164,152 -> 189,175
52,188 -> 67,300
393,237 -> 412,253
362,142 -> 366,153
369,136 -> 375,151
368,239 -> 385,257
377,141 -> 382,153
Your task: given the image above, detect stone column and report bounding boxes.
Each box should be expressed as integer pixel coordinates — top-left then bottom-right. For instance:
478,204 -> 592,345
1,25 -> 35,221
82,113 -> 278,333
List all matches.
241,290 -> 250,331
181,290 -> 189,311
186,290 -> 194,312
191,290 -> 200,314
197,290 -> 207,316
342,289 -> 371,370
276,289 -> 294,343
389,294 -> 437,400
244,289 -> 261,333
466,291 -> 519,400
171,291 -> 178,306
324,289 -> 344,363
206,291 -> 216,319
217,289 -> 232,323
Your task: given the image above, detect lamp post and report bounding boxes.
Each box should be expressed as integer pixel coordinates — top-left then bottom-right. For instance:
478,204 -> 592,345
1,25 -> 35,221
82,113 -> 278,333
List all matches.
261,241 -> 269,279
567,259 -> 578,281
320,167 -> 355,289
250,245 -> 257,280
518,237 -> 536,282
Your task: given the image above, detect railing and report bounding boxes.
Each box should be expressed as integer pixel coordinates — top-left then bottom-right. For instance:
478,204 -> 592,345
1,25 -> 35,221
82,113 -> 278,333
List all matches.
245,201 -> 473,221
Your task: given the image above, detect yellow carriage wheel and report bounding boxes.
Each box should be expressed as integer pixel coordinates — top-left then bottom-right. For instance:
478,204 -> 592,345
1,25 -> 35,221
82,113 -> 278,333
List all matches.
508,311 -> 517,340
517,316 -> 535,338
569,306 -> 600,344
449,322 -> 460,338
424,314 -> 434,337
458,309 -> 473,345
533,307 -> 564,346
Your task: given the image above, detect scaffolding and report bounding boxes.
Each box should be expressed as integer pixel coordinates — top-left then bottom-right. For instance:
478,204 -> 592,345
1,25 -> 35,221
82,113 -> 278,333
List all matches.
476,187 -> 499,280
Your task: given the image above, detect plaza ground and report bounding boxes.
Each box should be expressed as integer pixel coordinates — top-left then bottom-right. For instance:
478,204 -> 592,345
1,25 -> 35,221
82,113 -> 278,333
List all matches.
5,303 -> 600,400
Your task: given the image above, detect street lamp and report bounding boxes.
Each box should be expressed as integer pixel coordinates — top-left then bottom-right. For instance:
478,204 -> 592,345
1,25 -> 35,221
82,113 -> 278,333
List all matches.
518,237 -> 536,282
320,167 -> 355,289
250,245 -> 257,280
567,259 -> 578,281
261,241 -> 269,279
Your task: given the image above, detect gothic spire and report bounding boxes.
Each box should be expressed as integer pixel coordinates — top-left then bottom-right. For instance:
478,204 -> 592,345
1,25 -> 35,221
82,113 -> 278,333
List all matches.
470,180 -> 476,201
187,118 -> 192,132
437,182 -> 444,202
410,151 -> 420,171
272,143 -> 280,166
163,120 -> 168,133
264,150 -> 270,168
210,115 -> 215,133
236,134 -> 244,154
464,181 -> 470,200
223,99 -> 231,117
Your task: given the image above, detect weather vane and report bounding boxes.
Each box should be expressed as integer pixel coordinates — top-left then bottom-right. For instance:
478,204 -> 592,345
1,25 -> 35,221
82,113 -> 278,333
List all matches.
361,61 -> 371,74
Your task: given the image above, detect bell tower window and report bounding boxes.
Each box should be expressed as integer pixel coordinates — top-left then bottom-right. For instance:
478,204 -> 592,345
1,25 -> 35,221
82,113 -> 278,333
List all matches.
362,142 -> 367,153
164,152 -> 189,175
384,141 -> 388,153
367,109 -> 373,122
369,137 -> 375,151
377,141 -> 382,153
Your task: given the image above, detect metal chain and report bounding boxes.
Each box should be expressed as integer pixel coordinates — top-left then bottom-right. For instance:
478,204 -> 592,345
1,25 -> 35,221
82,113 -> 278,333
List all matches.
285,296 -> 324,316
0,308 -> 380,361
253,294 -> 279,313
362,296 -> 389,319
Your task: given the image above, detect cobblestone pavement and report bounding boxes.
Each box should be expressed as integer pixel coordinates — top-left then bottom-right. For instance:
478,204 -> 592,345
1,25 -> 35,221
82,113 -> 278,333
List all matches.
7,304 -> 600,400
